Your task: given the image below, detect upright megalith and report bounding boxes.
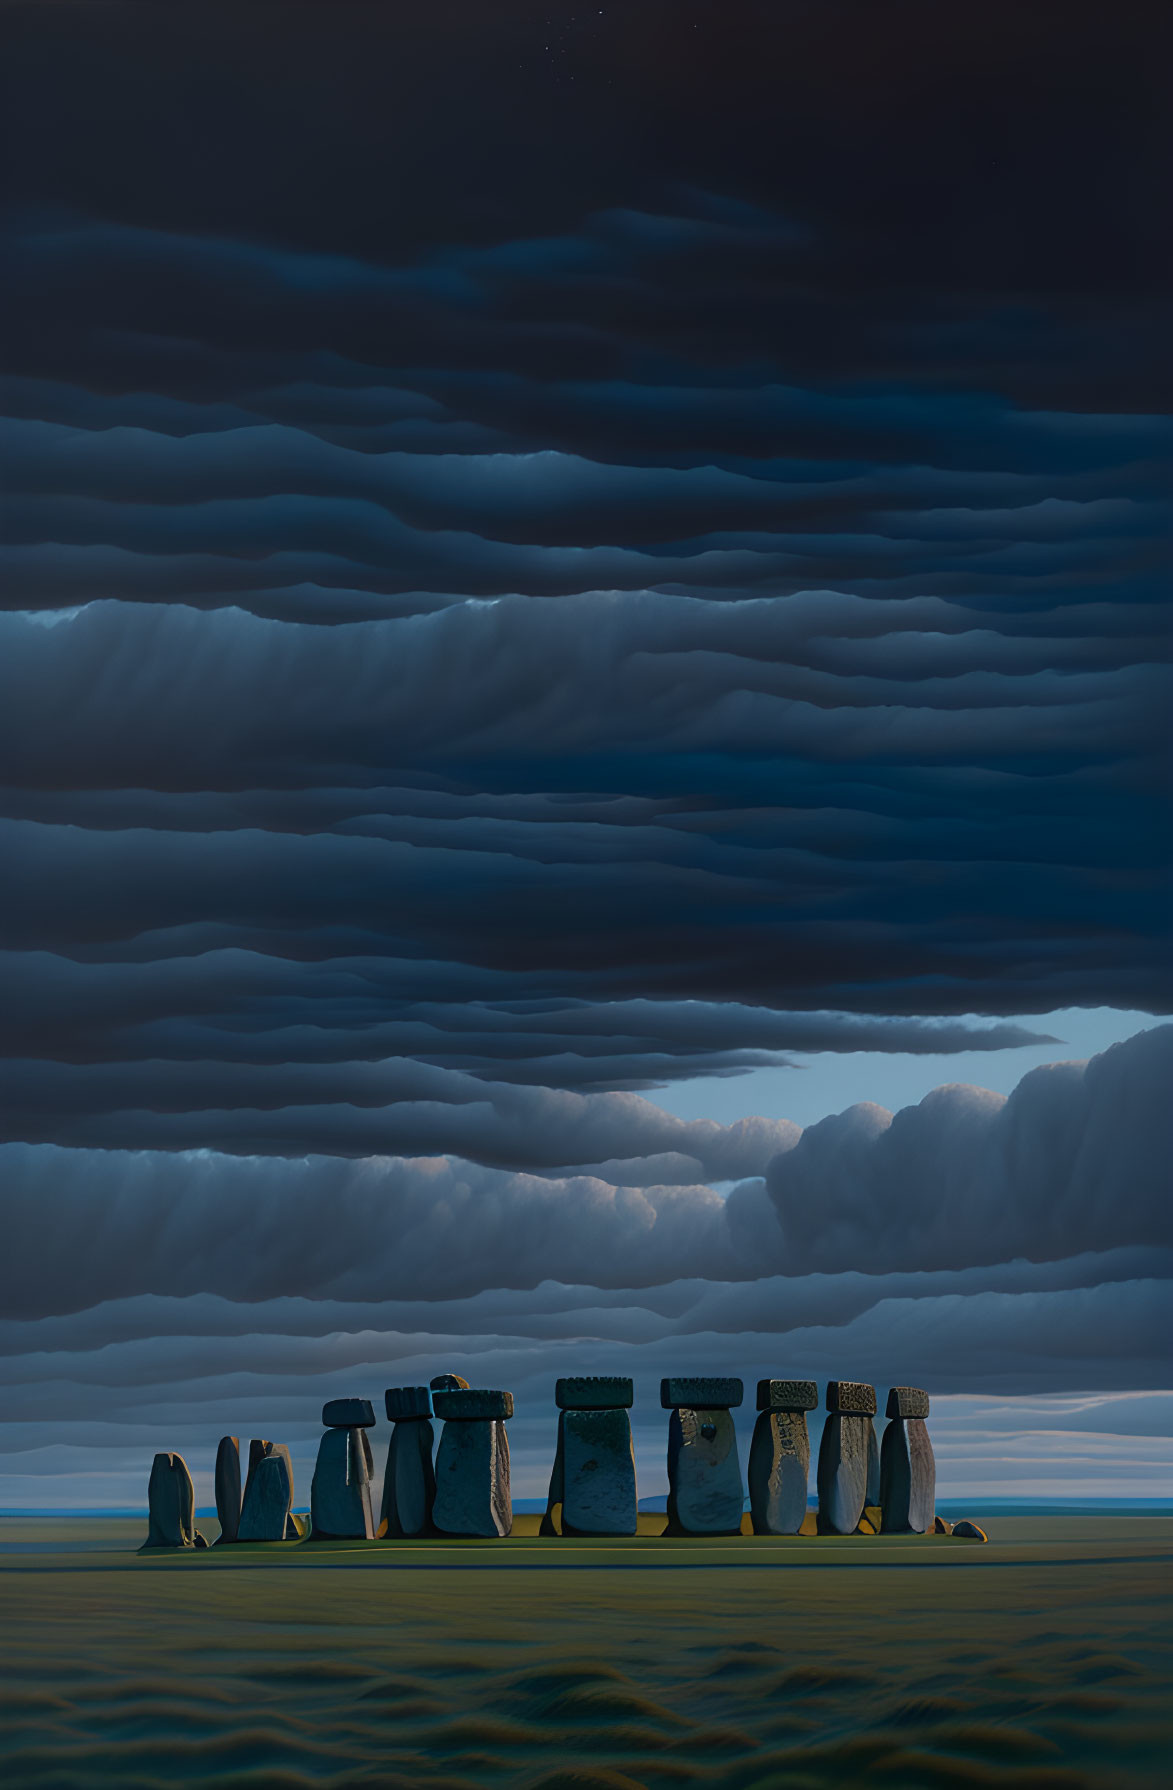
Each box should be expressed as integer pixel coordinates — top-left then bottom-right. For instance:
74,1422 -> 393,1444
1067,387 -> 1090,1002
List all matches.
238,1440 -> 295,1541
144,1451 -> 198,1548
817,1381 -> 877,1534
214,1436 -> 242,1544
432,1389 -> 513,1537
748,1380 -> 817,1535
380,1386 -> 436,1538
880,1387 -> 935,1533
430,1373 -> 469,1391
542,1376 -> 637,1537
867,1416 -> 881,1507
661,1377 -> 744,1535
311,1399 -> 376,1539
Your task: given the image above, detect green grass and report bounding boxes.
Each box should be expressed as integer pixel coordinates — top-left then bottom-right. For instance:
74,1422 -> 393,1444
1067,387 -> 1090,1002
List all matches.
1,1515 -> 1170,1787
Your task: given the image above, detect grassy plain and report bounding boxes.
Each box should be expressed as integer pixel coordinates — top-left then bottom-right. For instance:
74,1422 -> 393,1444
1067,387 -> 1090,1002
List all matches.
1,1514 -> 1170,1788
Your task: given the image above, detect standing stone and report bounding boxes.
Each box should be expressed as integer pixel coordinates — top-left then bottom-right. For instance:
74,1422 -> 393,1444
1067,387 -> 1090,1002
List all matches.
880,1386 -> 936,1534
380,1386 -> 437,1538
661,1377 -> 744,1535
238,1440 -> 294,1541
817,1381 -> 877,1534
145,1451 -> 197,1548
748,1380 -> 817,1535
214,1436 -> 242,1544
542,1377 -> 637,1537
240,1437 -> 268,1509
432,1389 -> 513,1537
311,1399 -> 376,1539
430,1373 -> 469,1391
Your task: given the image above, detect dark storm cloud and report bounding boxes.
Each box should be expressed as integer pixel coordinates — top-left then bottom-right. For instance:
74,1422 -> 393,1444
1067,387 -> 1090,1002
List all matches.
3,5 -> 1170,619
0,1055 -> 810,1173
2,238 -> 1168,615
0,1140 -> 785,1316
767,1026 -> 1173,1273
9,1248 -> 1170,1365
0,945 -> 1046,1095
0,1281 -> 1168,1424
0,593 -> 1165,1073
2,1031 -> 1168,1318
5,596 -> 1163,791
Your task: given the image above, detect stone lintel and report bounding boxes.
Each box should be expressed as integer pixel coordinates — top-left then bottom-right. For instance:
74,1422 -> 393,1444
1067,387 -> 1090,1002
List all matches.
756,1378 -> 818,1412
322,1397 -> 376,1429
886,1385 -> 930,1418
433,1388 -> 514,1421
660,1376 -> 743,1410
385,1385 -> 435,1421
556,1375 -> 634,1410
825,1380 -> 877,1416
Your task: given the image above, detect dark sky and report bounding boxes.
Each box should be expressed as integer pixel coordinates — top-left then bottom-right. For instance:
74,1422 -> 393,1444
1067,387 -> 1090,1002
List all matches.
1,1 -> 1170,1507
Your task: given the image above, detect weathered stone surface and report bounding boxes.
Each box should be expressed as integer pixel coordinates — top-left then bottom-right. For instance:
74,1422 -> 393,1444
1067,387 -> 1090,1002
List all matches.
145,1452 -> 196,1548
214,1435 -> 241,1544
661,1377 -> 743,1410
825,1380 -> 877,1416
556,1376 -> 633,1410
238,1442 -> 294,1542
886,1385 -> 930,1419
748,1408 -> 810,1533
432,1388 -> 513,1421
553,1408 -> 638,1535
311,1426 -> 375,1538
866,1416 -> 881,1506
432,1417 -> 512,1536
857,1510 -> 879,1534
756,1379 -> 818,1413
817,1412 -> 871,1533
880,1415 -> 936,1533
380,1416 -> 436,1537
951,1519 -> 987,1541
322,1397 -> 376,1429
430,1372 -> 469,1391
666,1407 -> 743,1534
240,1438 -> 270,1509
934,1514 -> 953,1535
285,1512 -> 307,1540
385,1385 -> 434,1422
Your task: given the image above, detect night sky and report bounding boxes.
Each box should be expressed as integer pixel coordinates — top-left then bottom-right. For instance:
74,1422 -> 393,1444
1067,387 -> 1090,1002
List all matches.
2,1 -> 1170,1510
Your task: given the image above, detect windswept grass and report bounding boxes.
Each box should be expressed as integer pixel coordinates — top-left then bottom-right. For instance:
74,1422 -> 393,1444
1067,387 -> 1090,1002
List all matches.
0,1515 -> 1169,1787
